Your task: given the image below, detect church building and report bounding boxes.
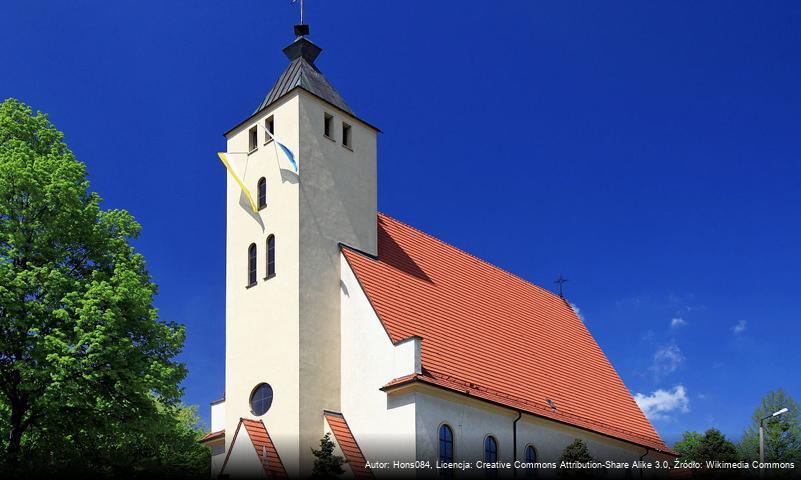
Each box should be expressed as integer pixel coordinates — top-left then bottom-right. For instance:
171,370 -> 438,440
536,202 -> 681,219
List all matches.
200,24 -> 675,478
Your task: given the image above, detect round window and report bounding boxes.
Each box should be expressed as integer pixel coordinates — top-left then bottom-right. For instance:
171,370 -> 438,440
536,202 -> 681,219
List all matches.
250,383 -> 274,416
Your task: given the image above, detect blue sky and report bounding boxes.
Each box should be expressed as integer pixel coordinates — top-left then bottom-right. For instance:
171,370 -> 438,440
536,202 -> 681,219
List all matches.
2,1 -> 800,445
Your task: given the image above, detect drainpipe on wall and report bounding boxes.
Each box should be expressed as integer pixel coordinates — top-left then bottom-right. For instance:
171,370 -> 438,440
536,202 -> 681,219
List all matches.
639,446 -> 650,480
512,410 -> 522,480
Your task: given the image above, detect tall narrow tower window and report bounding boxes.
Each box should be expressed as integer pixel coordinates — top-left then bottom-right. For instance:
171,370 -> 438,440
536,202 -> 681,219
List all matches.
247,243 -> 257,286
266,235 -> 276,278
257,177 -> 267,209
324,113 -> 334,139
342,122 -> 352,149
264,116 -> 274,144
248,126 -> 258,152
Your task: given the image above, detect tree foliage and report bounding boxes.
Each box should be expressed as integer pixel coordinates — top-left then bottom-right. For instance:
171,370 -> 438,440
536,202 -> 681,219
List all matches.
674,431 -> 704,462
0,98 -> 206,476
311,433 -> 345,478
738,389 -> 801,464
674,429 -> 737,464
558,439 -> 600,478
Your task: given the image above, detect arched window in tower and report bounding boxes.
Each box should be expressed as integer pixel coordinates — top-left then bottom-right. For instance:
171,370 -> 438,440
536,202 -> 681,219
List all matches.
266,235 -> 275,278
257,177 -> 267,209
247,243 -> 257,286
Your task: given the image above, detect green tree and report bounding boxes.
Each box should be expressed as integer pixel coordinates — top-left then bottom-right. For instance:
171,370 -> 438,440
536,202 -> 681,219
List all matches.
738,389 -> 801,464
674,431 -> 704,462
675,429 -> 737,464
558,439 -> 600,478
311,433 -> 345,478
0,98 -> 202,476
696,429 -> 737,463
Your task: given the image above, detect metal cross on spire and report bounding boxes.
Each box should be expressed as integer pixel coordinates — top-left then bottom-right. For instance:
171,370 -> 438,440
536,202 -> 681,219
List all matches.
554,275 -> 568,298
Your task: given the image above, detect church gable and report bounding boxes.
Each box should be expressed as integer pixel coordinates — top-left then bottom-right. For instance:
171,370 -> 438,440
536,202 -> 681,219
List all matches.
342,213 -> 670,453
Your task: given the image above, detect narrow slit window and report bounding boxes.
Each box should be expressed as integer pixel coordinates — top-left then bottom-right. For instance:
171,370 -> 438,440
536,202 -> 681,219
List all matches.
264,116 -> 274,144
248,126 -> 258,152
438,424 -> 453,463
257,177 -> 267,209
324,113 -> 333,139
525,445 -> 537,475
484,436 -> 498,462
484,436 -> 498,477
266,235 -> 275,278
247,243 -> 257,286
342,122 -> 352,148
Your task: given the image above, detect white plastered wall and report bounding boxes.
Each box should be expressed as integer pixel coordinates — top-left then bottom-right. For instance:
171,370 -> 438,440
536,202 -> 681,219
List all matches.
211,399 -> 225,432
410,385 -> 671,478
209,400 -> 227,477
224,94 -> 302,475
296,91 -> 377,476
223,88 -> 379,477
340,255 -> 417,476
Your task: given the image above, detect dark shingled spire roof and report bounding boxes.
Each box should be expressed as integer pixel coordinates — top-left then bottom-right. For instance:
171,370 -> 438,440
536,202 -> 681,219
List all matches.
255,35 -> 352,115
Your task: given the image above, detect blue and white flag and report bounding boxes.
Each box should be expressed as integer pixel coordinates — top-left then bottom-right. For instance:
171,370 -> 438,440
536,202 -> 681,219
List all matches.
262,126 -> 298,173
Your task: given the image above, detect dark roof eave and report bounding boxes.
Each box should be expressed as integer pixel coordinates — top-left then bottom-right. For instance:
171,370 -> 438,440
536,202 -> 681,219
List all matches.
381,377 -> 677,456
223,86 -> 381,138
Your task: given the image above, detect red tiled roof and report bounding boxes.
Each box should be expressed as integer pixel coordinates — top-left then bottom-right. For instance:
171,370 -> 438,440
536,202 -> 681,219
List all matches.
241,419 -> 288,478
324,412 -> 373,479
342,213 -> 671,453
221,418 -> 287,478
198,429 -> 224,443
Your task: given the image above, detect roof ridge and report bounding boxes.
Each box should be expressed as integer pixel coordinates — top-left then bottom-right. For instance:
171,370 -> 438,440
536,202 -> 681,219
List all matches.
375,212 -> 575,310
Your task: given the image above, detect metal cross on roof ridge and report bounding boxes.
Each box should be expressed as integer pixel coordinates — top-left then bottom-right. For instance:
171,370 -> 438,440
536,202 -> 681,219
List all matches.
554,275 -> 568,298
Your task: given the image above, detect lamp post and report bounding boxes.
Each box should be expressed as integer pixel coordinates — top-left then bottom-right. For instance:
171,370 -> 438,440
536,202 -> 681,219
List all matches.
759,407 -> 789,477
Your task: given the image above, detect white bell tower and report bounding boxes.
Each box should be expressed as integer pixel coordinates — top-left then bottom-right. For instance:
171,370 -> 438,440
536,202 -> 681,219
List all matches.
217,25 -> 378,477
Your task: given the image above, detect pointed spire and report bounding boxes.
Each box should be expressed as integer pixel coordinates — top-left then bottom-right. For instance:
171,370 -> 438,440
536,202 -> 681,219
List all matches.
254,25 -> 353,115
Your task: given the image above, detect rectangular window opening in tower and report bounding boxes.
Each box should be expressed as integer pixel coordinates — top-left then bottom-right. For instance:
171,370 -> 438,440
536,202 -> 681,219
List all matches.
248,126 -> 258,153
342,122 -> 352,150
264,116 -> 274,145
324,113 -> 334,140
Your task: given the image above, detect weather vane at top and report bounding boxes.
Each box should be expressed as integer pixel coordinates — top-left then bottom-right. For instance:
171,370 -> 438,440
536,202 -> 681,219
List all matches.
291,0 -> 310,37
292,0 -> 305,25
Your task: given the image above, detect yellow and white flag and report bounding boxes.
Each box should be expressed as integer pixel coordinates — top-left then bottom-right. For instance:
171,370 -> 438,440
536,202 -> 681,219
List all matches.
217,152 -> 258,213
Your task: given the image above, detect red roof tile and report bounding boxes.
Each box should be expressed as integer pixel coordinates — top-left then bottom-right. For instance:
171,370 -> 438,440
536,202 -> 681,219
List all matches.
221,418 -> 287,478
241,419 -> 288,478
198,429 -> 224,443
324,412 -> 373,479
342,213 -> 671,453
